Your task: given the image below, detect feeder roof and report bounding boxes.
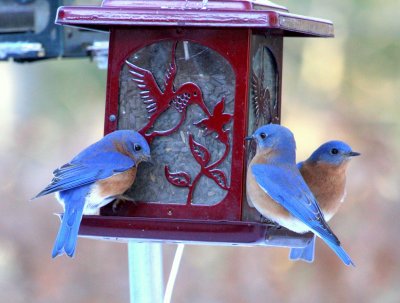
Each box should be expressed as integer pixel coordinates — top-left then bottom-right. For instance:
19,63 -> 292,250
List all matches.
55,0 -> 333,37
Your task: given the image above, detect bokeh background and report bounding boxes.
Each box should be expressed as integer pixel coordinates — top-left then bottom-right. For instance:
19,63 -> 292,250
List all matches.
1,0 -> 400,302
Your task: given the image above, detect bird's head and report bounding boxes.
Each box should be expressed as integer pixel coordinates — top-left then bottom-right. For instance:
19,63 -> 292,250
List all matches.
309,140 -> 360,165
246,124 -> 296,159
127,131 -> 151,163
108,130 -> 151,163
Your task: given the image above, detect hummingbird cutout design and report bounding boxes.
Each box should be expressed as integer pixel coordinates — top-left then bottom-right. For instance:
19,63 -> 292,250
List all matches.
126,41 -> 210,143
126,41 -> 233,203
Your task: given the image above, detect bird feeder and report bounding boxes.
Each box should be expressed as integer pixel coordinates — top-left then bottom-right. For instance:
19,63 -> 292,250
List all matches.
55,0 -> 333,247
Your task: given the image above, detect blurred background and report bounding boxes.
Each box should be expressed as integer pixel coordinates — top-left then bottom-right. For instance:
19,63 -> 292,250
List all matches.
1,0 -> 399,302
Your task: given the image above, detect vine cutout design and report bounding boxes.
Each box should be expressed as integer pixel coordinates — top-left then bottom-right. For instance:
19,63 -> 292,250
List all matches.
248,59 -> 279,159
126,41 -> 233,204
251,69 -> 278,127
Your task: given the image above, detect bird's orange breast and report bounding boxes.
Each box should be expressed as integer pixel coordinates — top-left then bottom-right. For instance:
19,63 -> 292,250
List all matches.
97,167 -> 137,198
300,161 -> 347,220
246,152 -> 291,221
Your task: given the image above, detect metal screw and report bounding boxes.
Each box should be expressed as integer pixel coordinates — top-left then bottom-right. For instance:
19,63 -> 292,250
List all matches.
109,114 -> 116,122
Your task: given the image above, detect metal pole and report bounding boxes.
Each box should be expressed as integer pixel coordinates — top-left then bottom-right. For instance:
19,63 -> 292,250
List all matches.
128,242 -> 164,303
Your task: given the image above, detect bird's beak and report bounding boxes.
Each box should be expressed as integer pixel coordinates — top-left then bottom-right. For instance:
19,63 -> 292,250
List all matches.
245,136 -> 254,141
144,155 -> 154,165
347,151 -> 361,157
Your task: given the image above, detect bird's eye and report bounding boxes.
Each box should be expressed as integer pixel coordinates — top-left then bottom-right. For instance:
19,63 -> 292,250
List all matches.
193,91 -> 198,97
134,144 -> 142,152
260,133 -> 267,139
331,148 -> 339,155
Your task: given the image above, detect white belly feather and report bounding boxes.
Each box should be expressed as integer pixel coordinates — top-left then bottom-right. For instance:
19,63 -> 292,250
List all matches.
83,183 -> 114,215
54,184 -> 114,216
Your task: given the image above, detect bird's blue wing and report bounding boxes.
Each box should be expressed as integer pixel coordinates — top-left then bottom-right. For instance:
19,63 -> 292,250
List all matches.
34,152 -> 135,198
251,164 -> 339,246
297,161 -> 304,170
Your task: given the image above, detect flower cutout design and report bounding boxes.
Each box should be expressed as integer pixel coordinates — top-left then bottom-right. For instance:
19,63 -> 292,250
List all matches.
194,97 -> 233,145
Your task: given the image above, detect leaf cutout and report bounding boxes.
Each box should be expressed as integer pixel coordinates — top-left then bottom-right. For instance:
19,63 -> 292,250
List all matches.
217,131 -> 229,146
189,134 -> 210,166
205,169 -> 229,190
164,166 -> 191,187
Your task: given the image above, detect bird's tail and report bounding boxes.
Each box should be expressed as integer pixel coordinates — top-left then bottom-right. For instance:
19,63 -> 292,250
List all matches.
324,240 -> 355,267
289,235 -> 316,263
52,198 -> 84,258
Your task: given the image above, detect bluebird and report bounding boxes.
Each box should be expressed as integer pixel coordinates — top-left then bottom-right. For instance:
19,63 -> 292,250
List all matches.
33,130 -> 151,258
289,141 -> 360,263
246,124 -> 354,266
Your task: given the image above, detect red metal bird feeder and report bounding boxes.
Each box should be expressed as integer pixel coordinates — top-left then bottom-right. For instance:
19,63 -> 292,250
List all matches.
55,0 -> 333,248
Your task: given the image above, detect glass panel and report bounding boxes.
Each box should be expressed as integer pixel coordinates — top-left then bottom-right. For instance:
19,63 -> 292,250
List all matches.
118,40 -> 235,205
244,36 -> 280,222
248,45 -> 279,140
246,45 -> 279,176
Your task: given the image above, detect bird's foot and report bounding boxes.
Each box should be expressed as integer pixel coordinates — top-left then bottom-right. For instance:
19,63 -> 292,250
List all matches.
112,195 -> 136,214
116,194 -> 137,203
259,215 -> 281,229
269,224 -> 282,231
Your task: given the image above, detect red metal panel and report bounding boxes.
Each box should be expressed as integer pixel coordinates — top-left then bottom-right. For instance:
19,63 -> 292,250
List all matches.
55,5 -> 333,37
102,0 -> 254,10
80,216 -> 313,248
101,0 -> 288,11
101,27 -> 250,221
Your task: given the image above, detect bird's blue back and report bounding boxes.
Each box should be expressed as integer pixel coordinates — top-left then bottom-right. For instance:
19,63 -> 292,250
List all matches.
252,164 -> 340,247
34,130 -> 148,198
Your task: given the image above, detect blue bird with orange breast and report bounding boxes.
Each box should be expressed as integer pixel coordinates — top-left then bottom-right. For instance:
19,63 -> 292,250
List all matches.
289,140 -> 360,263
33,130 -> 151,258
246,124 -> 354,266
